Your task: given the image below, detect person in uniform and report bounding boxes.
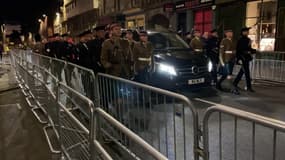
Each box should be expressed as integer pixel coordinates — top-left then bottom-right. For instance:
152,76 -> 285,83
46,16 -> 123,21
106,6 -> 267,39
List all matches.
232,27 -> 257,94
216,29 -> 236,91
100,23 -> 133,79
77,30 -> 93,69
61,33 -> 77,87
190,29 -> 203,52
206,29 -> 219,85
87,25 -> 106,73
76,30 -> 93,97
125,29 -> 136,51
133,30 -> 153,83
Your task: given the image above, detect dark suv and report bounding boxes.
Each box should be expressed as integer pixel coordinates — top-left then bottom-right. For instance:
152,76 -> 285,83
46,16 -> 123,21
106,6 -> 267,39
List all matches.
147,30 -> 212,90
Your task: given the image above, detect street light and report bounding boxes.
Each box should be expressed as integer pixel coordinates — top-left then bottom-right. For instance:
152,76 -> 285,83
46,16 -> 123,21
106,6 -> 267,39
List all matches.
56,12 -> 60,17
38,19 -> 42,23
43,14 -> 47,18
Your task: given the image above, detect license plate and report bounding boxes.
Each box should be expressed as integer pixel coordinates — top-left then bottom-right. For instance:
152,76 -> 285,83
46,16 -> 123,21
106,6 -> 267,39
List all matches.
188,78 -> 205,85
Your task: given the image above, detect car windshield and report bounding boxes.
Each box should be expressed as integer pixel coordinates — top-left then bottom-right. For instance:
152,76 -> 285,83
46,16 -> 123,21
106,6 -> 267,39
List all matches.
148,32 -> 189,49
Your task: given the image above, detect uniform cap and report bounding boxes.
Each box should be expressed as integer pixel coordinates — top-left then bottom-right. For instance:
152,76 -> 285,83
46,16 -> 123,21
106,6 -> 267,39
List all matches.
61,33 -> 69,37
94,25 -> 106,31
110,23 -> 121,29
126,29 -> 133,34
53,33 -> 60,37
139,30 -> 148,36
224,29 -> 233,33
78,30 -> 92,37
241,27 -> 251,32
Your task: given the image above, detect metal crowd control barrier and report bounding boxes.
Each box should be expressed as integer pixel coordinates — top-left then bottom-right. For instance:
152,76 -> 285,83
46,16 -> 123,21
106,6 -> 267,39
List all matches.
93,107 -> 168,160
21,50 -> 97,102
251,59 -> 285,83
13,49 -> 285,160
57,82 -> 96,160
12,50 -> 168,160
256,51 -> 285,60
97,73 -> 200,160
197,99 -> 285,160
232,52 -> 285,83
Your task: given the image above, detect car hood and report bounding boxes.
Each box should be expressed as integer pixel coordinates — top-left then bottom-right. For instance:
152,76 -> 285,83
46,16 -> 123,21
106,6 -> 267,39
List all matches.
153,48 -> 208,67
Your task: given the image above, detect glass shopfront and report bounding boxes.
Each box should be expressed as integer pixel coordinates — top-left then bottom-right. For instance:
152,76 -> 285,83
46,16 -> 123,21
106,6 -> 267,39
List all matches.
246,0 -> 277,51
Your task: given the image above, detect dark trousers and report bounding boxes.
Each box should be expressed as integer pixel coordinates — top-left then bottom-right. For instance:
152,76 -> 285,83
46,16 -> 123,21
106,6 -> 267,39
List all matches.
228,60 -> 235,75
217,63 -> 231,87
134,67 -> 149,84
233,61 -> 252,89
211,63 -> 218,83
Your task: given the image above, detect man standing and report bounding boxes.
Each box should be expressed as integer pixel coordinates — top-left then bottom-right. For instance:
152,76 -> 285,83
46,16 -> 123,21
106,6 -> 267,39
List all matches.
77,30 -> 93,69
190,29 -> 203,52
87,25 -> 106,73
101,23 -> 133,78
232,27 -> 256,94
133,30 -> 153,83
217,29 -> 236,91
207,29 -> 219,85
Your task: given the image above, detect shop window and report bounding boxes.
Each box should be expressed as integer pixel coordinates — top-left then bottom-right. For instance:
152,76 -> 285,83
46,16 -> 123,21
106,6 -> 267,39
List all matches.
246,0 -> 277,51
194,9 -> 212,33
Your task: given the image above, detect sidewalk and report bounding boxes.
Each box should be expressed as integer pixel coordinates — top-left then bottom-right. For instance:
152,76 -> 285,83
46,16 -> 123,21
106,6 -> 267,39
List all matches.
0,56 -> 52,160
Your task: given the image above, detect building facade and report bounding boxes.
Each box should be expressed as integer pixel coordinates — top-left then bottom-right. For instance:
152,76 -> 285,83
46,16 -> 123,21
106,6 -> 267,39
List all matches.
59,0 -> 284,51
61,0 -> 99,35
98,0 -> 172,29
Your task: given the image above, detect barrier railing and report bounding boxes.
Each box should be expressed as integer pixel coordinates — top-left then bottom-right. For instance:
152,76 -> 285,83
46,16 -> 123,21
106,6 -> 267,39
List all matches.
57,82 -> 94,160
93,107 -> 168,160
197,99 -> 285,160
256,51 -> 285,60
251,59 -> 285,83
12,50 -> 167,159
12,49 -> 285,160
97,73 -> 200,160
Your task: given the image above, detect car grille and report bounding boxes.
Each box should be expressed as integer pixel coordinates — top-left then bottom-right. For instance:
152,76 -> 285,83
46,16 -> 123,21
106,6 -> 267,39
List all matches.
176,66 -> 208,76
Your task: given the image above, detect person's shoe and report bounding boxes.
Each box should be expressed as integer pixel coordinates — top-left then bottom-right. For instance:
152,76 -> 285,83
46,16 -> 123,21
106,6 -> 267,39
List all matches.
246,88 -> 255,92
231,88 -> 240,95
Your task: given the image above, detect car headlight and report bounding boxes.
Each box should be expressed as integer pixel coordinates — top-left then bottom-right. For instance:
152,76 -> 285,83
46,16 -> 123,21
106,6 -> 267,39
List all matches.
158,63 -> 177,76
208,61 -> 213,72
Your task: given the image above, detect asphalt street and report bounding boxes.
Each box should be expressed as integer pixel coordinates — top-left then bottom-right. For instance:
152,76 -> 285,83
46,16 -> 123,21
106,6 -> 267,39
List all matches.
182,79 -> 285,160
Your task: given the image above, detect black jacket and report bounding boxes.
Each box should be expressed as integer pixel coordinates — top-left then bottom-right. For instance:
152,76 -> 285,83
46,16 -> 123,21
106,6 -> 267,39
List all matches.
206,36 -> 219,63
77,42 -> 92,69
236,36 -> 256,62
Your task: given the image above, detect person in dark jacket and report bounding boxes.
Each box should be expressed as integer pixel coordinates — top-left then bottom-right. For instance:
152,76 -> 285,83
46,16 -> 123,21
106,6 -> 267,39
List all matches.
232,27 -> 256,94
87,25 -> 106,73
76,30 -> 93,97
77,30 -> 93,69
206,29 -> 219,84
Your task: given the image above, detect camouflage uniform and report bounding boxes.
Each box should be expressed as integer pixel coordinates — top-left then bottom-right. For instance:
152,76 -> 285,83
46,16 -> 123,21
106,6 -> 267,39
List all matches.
101,37 -> 133,78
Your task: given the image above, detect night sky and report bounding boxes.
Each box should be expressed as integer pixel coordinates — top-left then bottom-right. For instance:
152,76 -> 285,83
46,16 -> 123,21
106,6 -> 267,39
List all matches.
0,0 -> 58,33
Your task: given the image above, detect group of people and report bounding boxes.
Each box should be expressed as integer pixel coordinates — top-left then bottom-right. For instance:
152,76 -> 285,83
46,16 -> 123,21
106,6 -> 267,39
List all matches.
33,22 -> 256,95
33,23 -> 153,84
185,27 -> 256,95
